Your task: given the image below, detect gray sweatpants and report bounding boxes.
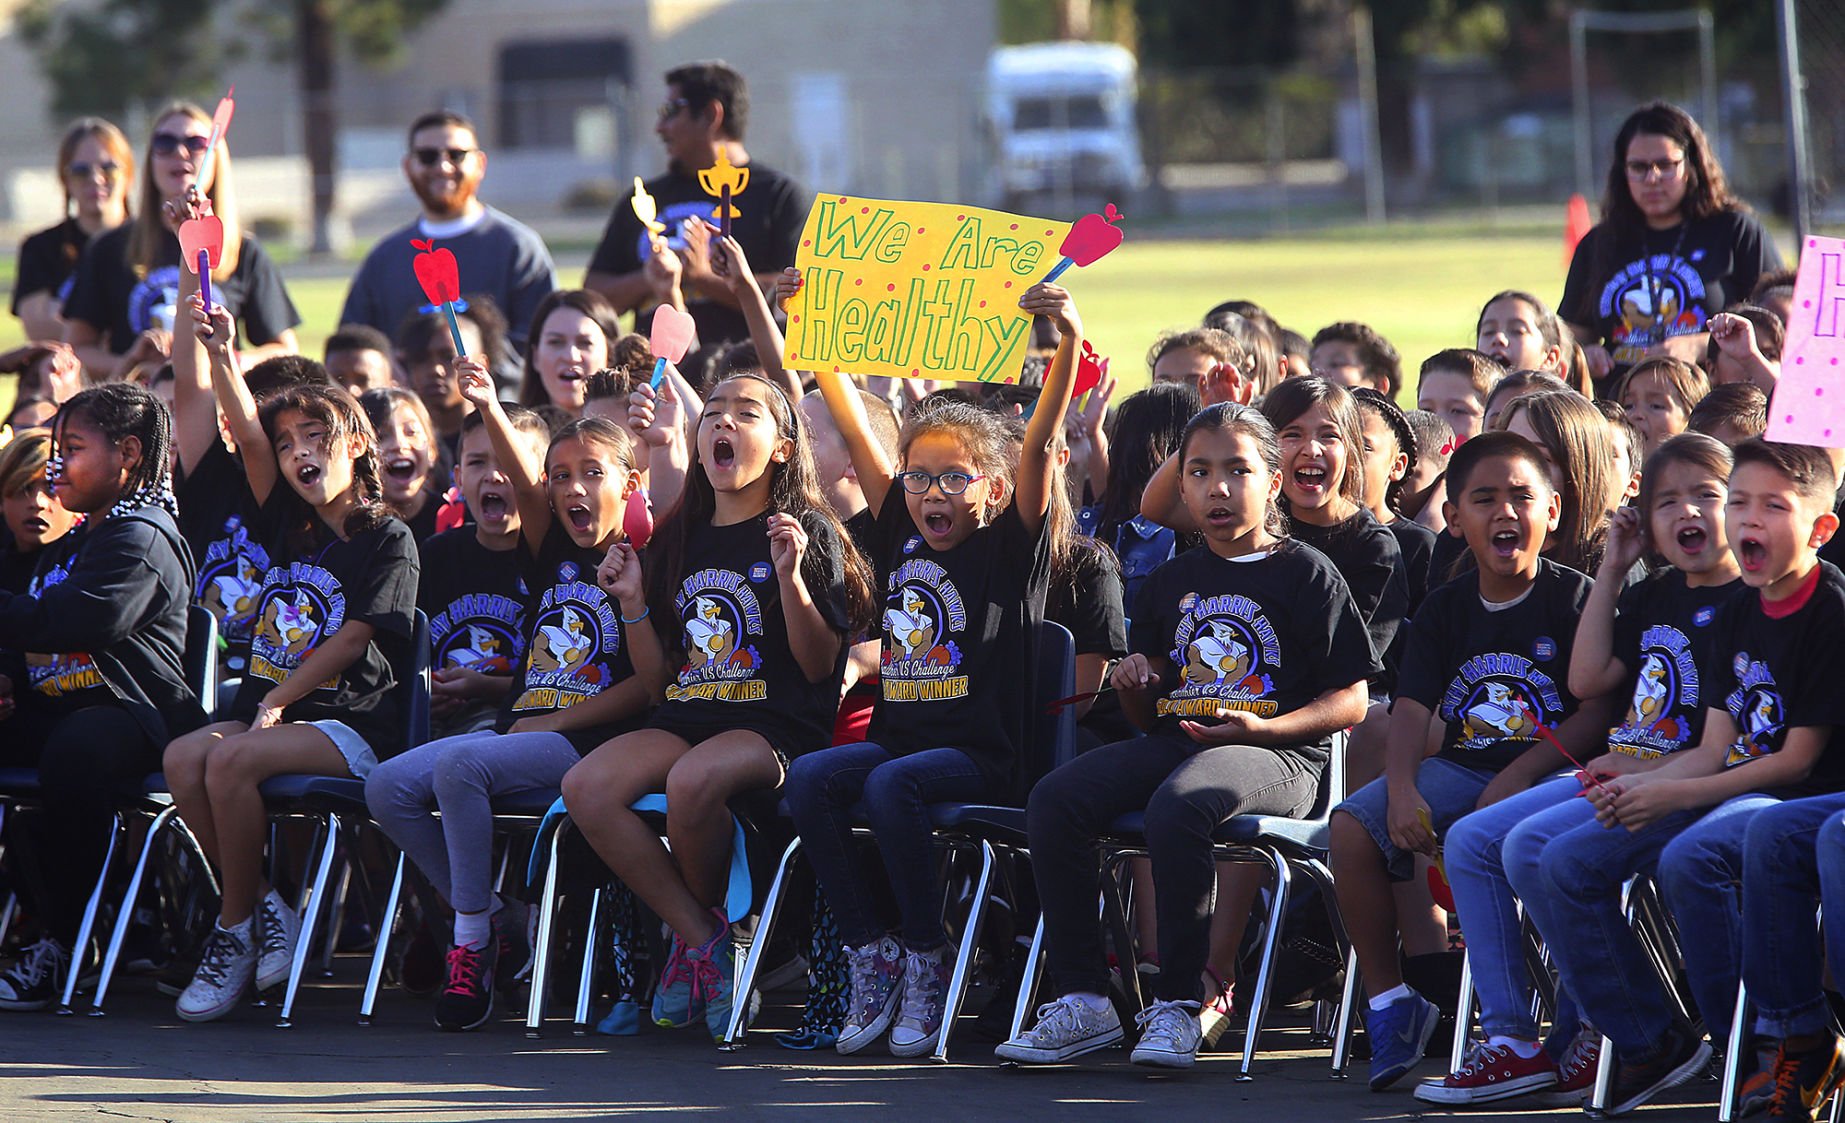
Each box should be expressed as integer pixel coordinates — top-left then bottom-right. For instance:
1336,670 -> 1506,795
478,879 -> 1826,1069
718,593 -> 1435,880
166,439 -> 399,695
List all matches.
364,730 -> 582,916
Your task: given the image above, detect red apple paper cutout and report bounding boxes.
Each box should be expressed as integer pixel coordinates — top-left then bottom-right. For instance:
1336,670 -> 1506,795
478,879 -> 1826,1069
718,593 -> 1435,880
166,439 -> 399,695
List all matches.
1073,340 -> 1108,399
622,489 -> 655,550
411,238 -> 460,306
179,216 -> 224,274
1043,203 -> 1125,282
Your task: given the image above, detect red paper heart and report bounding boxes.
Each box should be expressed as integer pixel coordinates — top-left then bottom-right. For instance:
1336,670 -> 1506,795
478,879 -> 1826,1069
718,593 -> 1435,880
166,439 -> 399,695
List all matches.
434,486 -> 467,534
411,239 -> 460,305
1073,340 -> 1108,398
622,488 -> 654,549
1059,207 -> 1125,267
649,304 -> 697,364
179,216 -> 224,273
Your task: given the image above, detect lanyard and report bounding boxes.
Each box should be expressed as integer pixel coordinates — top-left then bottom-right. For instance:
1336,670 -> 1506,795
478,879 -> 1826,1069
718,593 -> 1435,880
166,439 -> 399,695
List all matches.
1644,222 -> 1690,342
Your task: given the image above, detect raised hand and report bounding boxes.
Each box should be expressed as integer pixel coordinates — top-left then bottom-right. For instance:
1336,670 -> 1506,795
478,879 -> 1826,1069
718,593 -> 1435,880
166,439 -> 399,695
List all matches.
767,512 -> 809,582
627,376 -> 682,448
598,541 -> 645,604
770,267 -> 805,313
707,224 -> 755,295
455,356 -> 497,411
1018,282 -> 1081,339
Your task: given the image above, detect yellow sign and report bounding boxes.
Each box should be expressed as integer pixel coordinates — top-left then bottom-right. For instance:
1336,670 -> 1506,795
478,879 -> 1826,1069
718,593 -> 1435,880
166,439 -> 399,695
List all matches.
782,195 -> 1070,383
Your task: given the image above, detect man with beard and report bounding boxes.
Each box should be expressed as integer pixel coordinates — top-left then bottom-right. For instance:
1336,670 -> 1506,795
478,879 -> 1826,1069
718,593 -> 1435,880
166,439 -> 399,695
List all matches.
584,61 -> 806,359
340,111 -> 556,383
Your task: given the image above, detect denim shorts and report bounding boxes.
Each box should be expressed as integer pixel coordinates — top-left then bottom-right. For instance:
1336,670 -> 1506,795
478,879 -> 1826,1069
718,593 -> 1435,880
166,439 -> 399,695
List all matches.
309,719 -> 380,780
1335,756 -> 1496,881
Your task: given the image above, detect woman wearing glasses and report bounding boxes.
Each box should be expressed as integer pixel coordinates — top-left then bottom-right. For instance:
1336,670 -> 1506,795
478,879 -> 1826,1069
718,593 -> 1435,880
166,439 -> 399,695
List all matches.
12,119 -> 133,344
1561,101 -> 1781,393
63,101 -> 300,380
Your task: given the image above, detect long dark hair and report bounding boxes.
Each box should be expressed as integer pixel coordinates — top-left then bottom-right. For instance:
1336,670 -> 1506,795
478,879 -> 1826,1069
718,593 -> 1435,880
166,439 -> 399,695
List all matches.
1258,375 -> 1367,514
1179,402 -> 1288,540
520,289 -> 622,410
1590,102 -> 1742,300
54,382 -> 177,519
1095,383 -> 1199,540
258,384 -> 391,550
643,373 -> 875,658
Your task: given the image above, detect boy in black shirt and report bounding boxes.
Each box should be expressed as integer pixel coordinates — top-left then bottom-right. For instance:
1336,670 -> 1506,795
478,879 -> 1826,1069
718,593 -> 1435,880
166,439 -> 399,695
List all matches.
1330,432 -> 1612,1092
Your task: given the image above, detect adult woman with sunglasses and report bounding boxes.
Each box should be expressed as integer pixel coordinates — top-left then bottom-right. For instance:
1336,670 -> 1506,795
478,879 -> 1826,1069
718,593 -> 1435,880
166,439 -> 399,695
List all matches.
63,101 -> 299,380
1560,101 -> 1781,393
12,119 -> 134,344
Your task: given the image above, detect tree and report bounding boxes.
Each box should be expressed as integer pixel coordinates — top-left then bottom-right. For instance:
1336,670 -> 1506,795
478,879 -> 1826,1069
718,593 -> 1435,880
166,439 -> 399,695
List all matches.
22,0 -> 451,257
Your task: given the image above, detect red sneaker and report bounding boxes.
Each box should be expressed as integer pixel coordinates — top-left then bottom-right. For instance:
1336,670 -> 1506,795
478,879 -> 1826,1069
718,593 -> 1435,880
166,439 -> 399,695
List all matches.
1536,1029 -> 1602,1107
1414,1040 -> 1560,1105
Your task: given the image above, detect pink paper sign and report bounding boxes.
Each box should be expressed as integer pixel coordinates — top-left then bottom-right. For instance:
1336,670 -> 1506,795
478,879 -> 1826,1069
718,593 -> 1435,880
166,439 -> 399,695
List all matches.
1767,236 -> 1845,447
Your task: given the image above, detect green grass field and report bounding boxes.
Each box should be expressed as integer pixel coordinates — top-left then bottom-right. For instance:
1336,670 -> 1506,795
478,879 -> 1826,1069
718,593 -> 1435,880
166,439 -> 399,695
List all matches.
0,226 -> 1574,406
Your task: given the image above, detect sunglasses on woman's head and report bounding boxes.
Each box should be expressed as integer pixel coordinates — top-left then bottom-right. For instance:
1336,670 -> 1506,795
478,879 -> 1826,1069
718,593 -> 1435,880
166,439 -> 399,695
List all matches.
151,133 -> 211,158
413,147 -> 475,168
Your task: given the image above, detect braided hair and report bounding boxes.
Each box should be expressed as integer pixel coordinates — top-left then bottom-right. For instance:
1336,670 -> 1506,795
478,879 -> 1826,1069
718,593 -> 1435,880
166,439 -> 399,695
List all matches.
53,383 -> 180,520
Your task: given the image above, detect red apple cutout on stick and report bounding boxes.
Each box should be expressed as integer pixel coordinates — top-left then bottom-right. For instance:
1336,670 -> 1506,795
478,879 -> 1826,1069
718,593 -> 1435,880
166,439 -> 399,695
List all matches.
179,215 -> 224,310
411,238 -> 467,355
622,489 -> 655,550
1043,203 -> 1125,282
649,304 -> 697,388
1073,340 -> 1108,399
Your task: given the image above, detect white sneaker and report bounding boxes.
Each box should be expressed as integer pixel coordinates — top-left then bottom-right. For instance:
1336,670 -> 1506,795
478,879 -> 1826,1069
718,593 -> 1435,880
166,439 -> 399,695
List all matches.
176,924 -> 256,1022
888,945 -> 954,1058
837,937 -> 904,1055
1130,999 -> 1202,1069
255,892 -> 300,992
995,994 -> 1124,1064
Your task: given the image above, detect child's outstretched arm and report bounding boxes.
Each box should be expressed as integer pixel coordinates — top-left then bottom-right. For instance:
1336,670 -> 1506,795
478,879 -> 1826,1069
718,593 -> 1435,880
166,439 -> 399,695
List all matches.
769,513 -> 845,683
628,371 -> 690,517
251,622 -> 377,728
1569,509 -> 1642,701
708,223 -> 803,405
191,293 -> 276,506
1015,283 -> 1080,535
167,196 -> 218,479
1139,450 -> 1196,532
456,356 -> 549,557
793,266 -> 897,514
1709,312 -> 1779,390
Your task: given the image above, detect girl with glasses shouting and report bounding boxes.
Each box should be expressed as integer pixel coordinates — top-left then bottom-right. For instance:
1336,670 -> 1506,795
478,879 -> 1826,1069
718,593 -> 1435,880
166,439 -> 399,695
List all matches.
13,119 -> 133,345
63,101 -> 300,382
1560,101 -> 1782,394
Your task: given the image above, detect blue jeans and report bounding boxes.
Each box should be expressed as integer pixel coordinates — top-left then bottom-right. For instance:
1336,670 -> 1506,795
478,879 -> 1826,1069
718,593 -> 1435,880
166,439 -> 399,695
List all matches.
1445,774 -> 1582,1047
1742,792 -> 1845,1037
783,742 -> 989,952
1335,757 -> 1495,882
1821,814 -> 1845,1016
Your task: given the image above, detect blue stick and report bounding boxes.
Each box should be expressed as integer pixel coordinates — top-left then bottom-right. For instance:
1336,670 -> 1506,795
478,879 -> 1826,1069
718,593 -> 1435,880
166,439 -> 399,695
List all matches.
1042,256 -> 1074,283
197,250 -> 212,312
442,301 -> 467,356
650,356 -> 668,390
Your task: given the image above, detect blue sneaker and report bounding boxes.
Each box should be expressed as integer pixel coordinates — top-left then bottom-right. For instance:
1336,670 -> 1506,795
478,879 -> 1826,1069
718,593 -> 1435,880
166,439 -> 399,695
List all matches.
651,932 -> 698,1028
689,921 -> 739,1044
1366,991 -> 1441,1091
596,998 -> 640,1036
776,1026 -> 840,1050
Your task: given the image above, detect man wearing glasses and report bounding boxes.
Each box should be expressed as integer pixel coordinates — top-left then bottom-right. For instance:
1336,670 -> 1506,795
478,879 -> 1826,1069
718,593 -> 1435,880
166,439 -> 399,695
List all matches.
585,61 -> 807,362
340,110 -> 557,382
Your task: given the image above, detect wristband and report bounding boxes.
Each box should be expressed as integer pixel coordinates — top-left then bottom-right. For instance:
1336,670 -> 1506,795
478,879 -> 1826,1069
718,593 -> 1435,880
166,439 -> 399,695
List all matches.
621,605 -> 650,624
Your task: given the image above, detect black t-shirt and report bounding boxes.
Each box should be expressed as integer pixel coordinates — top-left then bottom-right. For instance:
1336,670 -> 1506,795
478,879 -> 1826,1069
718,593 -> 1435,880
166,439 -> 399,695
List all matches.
62,220 -> 300,353
13,218 -> 89,315
1560,210 -> 1782,373
1046,542 -> 1128,660
587,163 -> 807,347
178,442 -> 268,674
419,529 -> 526,678
1385,517 -> 1438,615
1708,563 -> 1845,798
1131,540 -> 1380,759
0,545 -> 42,597
649,509 -> 852,758
1290,508 -> 1406,676
1398,559 -> 1594,772
20,531 -> 114,713
231,505 -> 420,756
496,526 -> 642,755
1604,570 -> 1742,760
868,488 -> 1054,790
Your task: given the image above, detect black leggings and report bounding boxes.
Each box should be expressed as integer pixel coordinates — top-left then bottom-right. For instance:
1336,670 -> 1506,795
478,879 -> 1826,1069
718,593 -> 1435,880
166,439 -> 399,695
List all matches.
3,706 -> 160,946
1025,732 -> 1321,1003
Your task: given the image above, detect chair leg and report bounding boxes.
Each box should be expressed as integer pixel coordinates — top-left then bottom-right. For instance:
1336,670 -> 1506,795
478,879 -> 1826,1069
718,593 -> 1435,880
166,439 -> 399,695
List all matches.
1331,946 -> 1359,1077
320,853 -> 355,975
58,812 -> 123,1014
573,886 -> 607,1034
358,852 -> 406,1025
525,819 -> 569,1037
1718,978 -> 1751,1122
1236,850 -> 1291,1081
1010,912 -> 1048,1044
277,812 -> 341,1028
1447,948 -> 1475,1071
724,835 -> 802,1049
1099,856 -> 1144,1014
933,840 -> 994,1063
90,806 -> 177,1014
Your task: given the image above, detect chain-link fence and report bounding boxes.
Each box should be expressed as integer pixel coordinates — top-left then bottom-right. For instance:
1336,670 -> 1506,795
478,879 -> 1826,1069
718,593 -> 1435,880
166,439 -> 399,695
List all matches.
1795,0 -> 1845,235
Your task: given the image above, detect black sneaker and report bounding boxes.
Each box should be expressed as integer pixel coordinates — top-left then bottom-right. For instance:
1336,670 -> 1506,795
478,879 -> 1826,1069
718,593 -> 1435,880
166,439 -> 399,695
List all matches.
1604,1019 -> 1713,1116
434,938 -> 496,1032
0,937 -> 69,1011
1761,1035 -> 1845,1122
400,919 -> 443,998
